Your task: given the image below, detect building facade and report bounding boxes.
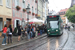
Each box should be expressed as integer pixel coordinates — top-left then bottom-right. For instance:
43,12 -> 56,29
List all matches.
37,0 -> 49,21
71,0 -> 75,7
58,8 -> 68,25
0,0 -> 12,36
12,0 -> 37,28
37,0 -> 43,19
43,0 -> 49,21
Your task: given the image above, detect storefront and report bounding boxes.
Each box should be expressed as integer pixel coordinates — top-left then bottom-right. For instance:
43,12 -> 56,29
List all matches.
0,17 -> 12,36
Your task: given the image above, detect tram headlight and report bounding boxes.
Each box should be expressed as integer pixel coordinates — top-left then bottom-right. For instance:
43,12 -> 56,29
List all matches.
48,30 -> 50,32
56,30 -> 58,32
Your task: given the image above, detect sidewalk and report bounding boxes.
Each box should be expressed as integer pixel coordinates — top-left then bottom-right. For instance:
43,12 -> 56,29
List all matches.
0,34 -> 46,50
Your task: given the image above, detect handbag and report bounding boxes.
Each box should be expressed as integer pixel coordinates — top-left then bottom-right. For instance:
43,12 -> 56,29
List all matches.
7,28 -> 10,33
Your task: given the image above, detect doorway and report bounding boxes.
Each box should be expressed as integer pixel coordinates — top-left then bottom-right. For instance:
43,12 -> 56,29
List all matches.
6,18 -> 11,28
16,20 -> 19,28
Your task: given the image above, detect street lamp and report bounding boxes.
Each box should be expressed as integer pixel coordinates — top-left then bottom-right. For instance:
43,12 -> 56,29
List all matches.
26,6 -> 30,25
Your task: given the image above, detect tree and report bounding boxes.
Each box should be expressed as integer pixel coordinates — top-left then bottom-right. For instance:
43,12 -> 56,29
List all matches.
65,5 -> 75,23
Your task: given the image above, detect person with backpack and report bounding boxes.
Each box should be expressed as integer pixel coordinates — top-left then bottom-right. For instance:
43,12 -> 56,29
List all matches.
7,25 -> 12,44
2,24 -> 7,45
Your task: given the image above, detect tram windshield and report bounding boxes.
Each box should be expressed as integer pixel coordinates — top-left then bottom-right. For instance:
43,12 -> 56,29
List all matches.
49,21 -> 58,28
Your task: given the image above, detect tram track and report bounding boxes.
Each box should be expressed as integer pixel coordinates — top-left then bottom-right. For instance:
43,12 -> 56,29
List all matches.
32,37 -> 54,50
57,30 -> 69,50
59,30 -> 69,50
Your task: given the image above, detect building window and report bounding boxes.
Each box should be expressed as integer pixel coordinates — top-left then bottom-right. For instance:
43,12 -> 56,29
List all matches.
23,0 -> 25,8
15,0 -> 19,7
13,10 -> 15,17
35,8 -> 37,14
32,7 -> 34,13
6,0 -> 11,8
28,4 -> 30,8
0,0 -> 2,5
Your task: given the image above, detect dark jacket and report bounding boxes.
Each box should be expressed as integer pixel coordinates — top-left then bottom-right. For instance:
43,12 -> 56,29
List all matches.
18,26 -> 21,34
27,26 -> 31,34
9,25 -> 12,32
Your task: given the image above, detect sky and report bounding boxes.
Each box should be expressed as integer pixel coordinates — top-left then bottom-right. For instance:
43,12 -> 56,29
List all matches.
48,0 -> 71,13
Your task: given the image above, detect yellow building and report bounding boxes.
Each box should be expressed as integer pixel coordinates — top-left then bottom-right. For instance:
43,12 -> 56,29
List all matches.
0,0 -> 12,36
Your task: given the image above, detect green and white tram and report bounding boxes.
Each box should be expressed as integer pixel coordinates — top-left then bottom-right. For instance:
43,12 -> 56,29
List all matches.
46,15 -> 63,36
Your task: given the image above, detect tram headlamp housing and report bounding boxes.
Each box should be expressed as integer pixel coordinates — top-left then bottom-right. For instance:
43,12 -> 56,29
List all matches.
48,30 -> 50,32
56,30 -> 58,32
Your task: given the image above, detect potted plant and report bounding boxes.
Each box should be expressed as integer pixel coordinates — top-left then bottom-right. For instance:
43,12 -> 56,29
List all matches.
35,14 -> 38,16
29,11 -> 31,13
23,9 -> 26,12
16,6 -> 21,11
13,27 -> 18,36
32,13 -> 35,15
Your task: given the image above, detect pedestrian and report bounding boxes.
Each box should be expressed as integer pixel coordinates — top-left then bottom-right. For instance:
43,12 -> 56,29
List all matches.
25,25 -> 27,37
68,26 -> 70,31
27,25 -> 31,41
21,25 -> 24,40
7,25 -> 12,44
30,25 -> 33,39
40,25 -> 43,35
2,24 -> 7,45
33,26 -> 36,38
17,25 -> 21,42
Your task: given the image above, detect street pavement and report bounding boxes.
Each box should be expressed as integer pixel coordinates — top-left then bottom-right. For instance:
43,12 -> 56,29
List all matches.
0,33 -> 46,50
5,29 -> 69,50
62,29 -> 75,50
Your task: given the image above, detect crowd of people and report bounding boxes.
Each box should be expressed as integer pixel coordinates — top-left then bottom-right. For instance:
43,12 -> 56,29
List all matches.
17,24 -> 47,41
1,24 -> 47,45
63,24 -> 74,31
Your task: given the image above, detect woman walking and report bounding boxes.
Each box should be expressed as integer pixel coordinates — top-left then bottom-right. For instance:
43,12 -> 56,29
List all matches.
18,25 -> 21,42
2,24 -> 7,45
7,25 -> 12,44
